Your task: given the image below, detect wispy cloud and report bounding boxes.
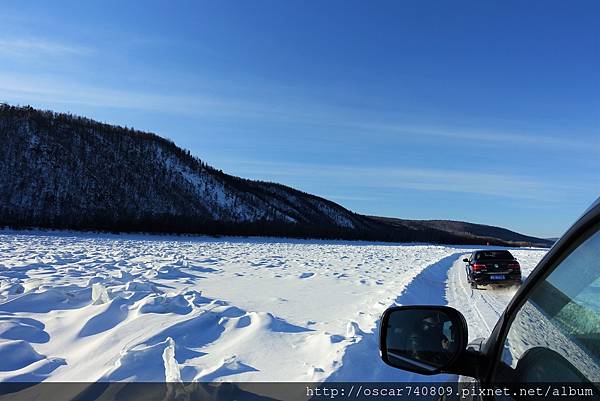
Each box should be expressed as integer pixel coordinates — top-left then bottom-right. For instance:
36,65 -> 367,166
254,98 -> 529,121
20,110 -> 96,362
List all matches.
355,122 -> 599,152
322,194 -> 380,202
0,71 -> 266,118
228,160 -> 586,202
0,69 -> 597,155
0,37 -> 91,59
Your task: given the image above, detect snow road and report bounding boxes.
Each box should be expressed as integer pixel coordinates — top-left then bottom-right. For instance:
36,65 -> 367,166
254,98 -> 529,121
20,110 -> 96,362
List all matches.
0,232 -> 547,383
446,249 -> 543,341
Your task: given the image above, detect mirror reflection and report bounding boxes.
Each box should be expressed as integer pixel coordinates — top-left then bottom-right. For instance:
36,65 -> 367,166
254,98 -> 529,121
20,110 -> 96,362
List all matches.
385,308 -> 460,371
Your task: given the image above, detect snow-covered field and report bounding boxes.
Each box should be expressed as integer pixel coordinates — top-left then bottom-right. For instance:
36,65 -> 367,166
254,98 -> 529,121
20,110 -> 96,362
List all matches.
0,232 -> 547,383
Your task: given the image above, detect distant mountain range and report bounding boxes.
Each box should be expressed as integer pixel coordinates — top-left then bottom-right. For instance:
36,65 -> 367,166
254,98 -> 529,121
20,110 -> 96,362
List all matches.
0,104 -> 553,247
369,217 -> 553,247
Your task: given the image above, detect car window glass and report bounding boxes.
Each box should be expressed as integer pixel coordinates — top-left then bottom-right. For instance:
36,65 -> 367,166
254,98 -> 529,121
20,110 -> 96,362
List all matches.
495,227 -> 600,384
476,251 -> 513,261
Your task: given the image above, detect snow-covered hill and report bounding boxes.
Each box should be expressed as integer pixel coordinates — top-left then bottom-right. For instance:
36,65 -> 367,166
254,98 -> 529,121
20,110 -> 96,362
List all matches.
0,231 -> 547,383
0,105 -> 369,239
0,105 -> 552,247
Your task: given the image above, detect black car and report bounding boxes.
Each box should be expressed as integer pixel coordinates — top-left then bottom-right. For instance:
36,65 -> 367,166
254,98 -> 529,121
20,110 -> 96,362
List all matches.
463,250 -> 522,289
379,197 -> 600,399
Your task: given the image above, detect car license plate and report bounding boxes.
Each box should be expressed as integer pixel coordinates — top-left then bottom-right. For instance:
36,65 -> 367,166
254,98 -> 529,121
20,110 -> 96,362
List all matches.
490,275 -> 505,280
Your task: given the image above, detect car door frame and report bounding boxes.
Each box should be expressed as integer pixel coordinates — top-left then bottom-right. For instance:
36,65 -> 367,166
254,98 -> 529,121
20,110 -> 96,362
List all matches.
476,198 -> 600,391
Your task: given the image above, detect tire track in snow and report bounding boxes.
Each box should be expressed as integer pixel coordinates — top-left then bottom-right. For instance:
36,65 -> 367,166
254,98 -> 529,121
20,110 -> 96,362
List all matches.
446,255 -> 520,340
447,257 -> 492,335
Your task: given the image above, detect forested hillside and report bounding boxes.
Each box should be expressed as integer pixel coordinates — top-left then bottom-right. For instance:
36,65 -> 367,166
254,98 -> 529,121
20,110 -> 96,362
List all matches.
0,104 -> 552,247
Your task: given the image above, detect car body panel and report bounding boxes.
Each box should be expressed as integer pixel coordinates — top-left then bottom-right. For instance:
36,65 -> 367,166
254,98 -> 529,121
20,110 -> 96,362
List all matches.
465,251 -> 522,287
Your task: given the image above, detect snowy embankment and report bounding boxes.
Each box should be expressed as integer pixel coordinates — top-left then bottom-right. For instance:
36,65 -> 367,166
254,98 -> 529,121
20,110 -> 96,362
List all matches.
0,232 -> 547,382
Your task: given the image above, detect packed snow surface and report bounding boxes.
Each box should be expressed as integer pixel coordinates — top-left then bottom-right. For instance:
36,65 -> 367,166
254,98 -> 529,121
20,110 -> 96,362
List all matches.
0,232 -> 547,382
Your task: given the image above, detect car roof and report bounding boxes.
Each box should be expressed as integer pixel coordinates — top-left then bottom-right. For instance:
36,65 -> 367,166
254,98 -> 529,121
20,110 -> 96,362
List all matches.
582,196 -> 600,217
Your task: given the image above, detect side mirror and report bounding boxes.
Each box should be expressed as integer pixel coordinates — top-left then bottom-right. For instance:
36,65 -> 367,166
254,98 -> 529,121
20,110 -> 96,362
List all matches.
379,306 -> 468,375
462,258 -> 469,263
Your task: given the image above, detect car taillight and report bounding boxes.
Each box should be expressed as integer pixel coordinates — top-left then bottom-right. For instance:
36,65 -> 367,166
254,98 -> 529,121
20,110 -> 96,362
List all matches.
508,262 -> 521,271
472,263 -> 486,271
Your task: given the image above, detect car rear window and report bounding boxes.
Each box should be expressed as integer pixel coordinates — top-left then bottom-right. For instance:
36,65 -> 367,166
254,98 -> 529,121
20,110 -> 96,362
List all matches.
475,250 -> 514,261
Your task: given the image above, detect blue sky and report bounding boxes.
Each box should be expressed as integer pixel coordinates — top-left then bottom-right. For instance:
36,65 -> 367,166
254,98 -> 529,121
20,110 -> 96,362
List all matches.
1,1 -> 598,237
